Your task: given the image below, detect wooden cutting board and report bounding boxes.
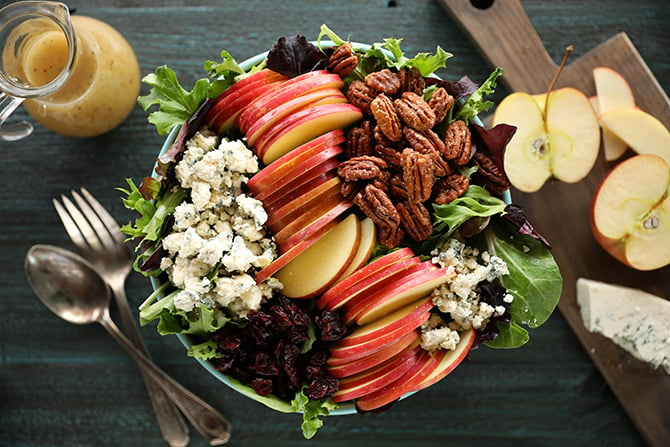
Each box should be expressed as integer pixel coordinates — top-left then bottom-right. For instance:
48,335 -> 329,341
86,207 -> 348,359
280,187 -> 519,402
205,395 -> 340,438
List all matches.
438,1 -> 670,446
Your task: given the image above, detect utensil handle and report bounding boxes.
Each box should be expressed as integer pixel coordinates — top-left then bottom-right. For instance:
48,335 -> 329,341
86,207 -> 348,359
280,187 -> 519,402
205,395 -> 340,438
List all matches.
100,309 -> 232,446
0,92 -> 33,141
438,0 -> 557,93
112,285 -> 190,447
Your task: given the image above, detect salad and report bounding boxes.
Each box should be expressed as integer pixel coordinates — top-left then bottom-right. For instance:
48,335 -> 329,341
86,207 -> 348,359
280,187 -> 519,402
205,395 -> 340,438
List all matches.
120,25 -> 562,438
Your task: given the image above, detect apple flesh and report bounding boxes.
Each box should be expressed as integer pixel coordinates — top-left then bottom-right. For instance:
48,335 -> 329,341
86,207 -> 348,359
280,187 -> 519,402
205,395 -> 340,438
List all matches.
411,328 -> 475,391
332,217 -> 376,284
494,88 -> 600,192
274,213 -> 361,299
592,67 -> 635,161
326,329 -> 420,372
274,199 -> 352,251
599,107 -> 670,165
591,154 -> 670,271
261,159 -> 340,210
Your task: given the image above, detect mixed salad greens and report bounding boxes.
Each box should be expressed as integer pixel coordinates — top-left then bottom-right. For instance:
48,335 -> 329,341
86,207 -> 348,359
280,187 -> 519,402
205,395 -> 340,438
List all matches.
120,25 -> 562,438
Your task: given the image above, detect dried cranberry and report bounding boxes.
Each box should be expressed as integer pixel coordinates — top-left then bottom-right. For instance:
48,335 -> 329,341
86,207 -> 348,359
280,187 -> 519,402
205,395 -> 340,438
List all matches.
275,340 -> 301,388
251,351 -> 279,376
251,377 -> 274,396
315,310 -> 348,341
306,374 -> 339,400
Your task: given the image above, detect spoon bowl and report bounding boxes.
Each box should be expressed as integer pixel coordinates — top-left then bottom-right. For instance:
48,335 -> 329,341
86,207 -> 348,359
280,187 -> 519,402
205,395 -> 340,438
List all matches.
24,244 -> 232,445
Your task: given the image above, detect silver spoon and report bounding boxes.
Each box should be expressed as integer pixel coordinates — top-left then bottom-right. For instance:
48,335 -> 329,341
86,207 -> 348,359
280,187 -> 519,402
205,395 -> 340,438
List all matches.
25,244 -> 232,446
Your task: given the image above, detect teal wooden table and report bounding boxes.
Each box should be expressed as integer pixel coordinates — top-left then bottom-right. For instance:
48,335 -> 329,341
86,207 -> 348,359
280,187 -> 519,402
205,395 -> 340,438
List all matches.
1,1 -> 668,446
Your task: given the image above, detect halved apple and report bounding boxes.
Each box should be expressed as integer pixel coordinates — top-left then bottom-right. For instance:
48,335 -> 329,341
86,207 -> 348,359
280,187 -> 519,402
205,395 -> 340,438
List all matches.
274,213 -> 361,299
493,88 -> 600,192
599,107 -> 670,165
591,154 -> 670,270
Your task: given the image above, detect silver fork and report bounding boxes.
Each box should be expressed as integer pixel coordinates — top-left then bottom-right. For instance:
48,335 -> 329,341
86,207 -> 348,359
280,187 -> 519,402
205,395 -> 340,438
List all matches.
54,188 -> 191,447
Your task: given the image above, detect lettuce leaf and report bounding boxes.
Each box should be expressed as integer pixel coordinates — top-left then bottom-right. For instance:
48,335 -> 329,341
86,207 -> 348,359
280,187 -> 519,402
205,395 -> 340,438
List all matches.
453,67 -> 503,124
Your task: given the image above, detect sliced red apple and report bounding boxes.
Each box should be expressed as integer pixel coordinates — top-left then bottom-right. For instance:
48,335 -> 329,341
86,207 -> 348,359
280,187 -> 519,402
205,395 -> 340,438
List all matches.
275,200 -> 352,252
599,107 -> 670,165
591,154 -> 670,271
247,129 -> 345,196
265,176 -> 343,229
274,214 -> 361,299
237,70 -> 344,133
592,67 -> 635,161
316,247 -> 415,310
254,219 -> 338,284
334,296 -> 433,349
261,159 -> 339,211
331,339 -> 422,403
257,103 -> 363,164
332,217 -> 377,284
245,87 -> 347,146
411,328 -> 475,392
355,349 -> 446,411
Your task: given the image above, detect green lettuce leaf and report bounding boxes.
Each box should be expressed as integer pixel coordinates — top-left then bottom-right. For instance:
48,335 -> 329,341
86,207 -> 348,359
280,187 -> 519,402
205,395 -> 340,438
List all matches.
454,67 -> 503,124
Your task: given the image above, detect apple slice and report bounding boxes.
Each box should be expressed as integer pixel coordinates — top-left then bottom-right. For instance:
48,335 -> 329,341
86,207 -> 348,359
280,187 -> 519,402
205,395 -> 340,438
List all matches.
343,261 -> 446,326
275,200 -> 352,251
599,107 -> 670,165
330,339 -> 422,403
265,176 -> 342,229
411,328 -> 475,392
237,70 -> 344,133
261,159 -> 339,211
274,213 -> 361,299
591,154 -> 670,271
245,87 -> 347,146
593,67 -> 636,161
257,103 -> 363,164
316,247 -> 415,310
254,219 -> 338,284
267,183 -> 344,236
327,329 -> 420,376
355,348 -> 447,412
335,296 -> 433,348
332,217 -> 376,284
247,129 -> 345,196
494,88 -> 600,192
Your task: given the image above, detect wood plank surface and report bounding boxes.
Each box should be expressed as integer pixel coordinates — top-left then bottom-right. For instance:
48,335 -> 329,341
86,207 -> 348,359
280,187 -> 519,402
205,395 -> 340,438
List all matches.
0,1 -> 668,446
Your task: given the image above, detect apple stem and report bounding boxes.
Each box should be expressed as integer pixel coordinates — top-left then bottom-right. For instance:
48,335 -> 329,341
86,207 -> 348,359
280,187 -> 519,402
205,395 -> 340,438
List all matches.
542,45 -> 574,125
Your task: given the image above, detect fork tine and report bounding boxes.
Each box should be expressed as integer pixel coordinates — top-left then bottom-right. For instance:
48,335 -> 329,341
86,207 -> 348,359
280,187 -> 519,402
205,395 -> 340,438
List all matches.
58,194 -> 105,252
79,187 -> 126,245
53,198 -> 90,252
70,190 -> 117,251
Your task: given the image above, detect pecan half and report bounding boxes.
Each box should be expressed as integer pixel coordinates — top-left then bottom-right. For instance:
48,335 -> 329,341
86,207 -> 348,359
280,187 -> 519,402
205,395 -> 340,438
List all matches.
401,148 -> 435,203
428,87 -> 454,124
389,174 -> 409,201
346,80 -> 378,114
394,91 -> 436,131
473,152 -> 510,195
354,184 -> 403,247
371,94 -> 403,142
345,120 -> 374,157
397,67 -> 426,95
434,173 -> 469,205
337,156 -> 388,182
397,200 -> 433,242
365,69 -> 400,95
443,120 -> 473,165
403,127 -> 452,177
328,43 -> 358,77
373,143 -> 402,169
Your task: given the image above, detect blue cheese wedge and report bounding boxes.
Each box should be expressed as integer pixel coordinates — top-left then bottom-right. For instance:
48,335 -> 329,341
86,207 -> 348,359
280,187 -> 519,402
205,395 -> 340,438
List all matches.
576,278 -> 669,374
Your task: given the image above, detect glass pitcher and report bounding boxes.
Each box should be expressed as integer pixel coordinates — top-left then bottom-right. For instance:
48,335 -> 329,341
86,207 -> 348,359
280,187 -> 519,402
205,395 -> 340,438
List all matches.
0,1 -> 140,141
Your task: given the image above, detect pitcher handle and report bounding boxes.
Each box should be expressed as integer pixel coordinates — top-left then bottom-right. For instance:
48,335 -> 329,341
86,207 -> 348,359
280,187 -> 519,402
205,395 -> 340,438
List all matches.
0,92 -> 33,141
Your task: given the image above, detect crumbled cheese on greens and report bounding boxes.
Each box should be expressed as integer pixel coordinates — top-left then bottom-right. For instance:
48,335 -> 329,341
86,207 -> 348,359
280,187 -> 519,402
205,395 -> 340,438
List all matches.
160,129 -> 281,318
421,238 -> 511,351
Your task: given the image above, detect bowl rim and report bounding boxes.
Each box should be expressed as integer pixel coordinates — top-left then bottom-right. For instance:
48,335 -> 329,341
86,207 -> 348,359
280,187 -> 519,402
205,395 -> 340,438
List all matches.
150,40 -> 507,416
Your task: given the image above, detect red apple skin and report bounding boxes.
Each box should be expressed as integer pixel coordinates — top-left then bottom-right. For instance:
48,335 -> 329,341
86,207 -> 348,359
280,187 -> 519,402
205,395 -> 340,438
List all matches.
411,328 -> 475,392
261,159 -> 339,210
275,201 -> 352,252
316,247 -> 415,310
247,129 -> 345,194
266,181 -> 343,233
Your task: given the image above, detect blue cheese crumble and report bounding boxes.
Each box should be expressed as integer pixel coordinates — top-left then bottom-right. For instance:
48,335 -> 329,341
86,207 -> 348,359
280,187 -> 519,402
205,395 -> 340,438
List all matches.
160,129 -> 281,318
420,237 -> 512,351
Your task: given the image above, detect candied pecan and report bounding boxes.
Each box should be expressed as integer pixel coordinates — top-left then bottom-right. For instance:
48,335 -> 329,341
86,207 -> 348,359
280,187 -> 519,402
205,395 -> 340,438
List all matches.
371,94 -> 403,142
397,67 -> 426,95
374,143 -> 402,169
353,184 -> 402,247
428,87 -> 454,124
389,174 -> 409,201
397,200 -> 433,242
345,120 -> 374,157
337,156 -> 388,181
365,69 -> 401,95
328,42 -> 358,77
401,148 -> 435,203
434,173 -> 469,205
443,120 -> 473,165
378,220 -> 405,248
340,181 -> 363,201
473,152 -> 510,195
346,80 -> 377,114
371,170 -> 392,192
403,127 -> 446,155
394,91 -> 436,131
